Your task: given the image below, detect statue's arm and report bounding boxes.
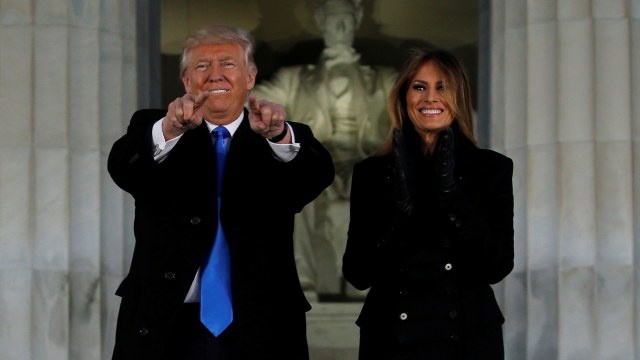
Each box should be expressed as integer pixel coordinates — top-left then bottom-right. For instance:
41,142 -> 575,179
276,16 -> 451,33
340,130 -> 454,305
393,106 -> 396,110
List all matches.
251,66 -> 304,105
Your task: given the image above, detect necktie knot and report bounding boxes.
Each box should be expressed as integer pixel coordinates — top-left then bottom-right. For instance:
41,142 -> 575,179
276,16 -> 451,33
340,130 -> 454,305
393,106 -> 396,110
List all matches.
212,126 -> 230,143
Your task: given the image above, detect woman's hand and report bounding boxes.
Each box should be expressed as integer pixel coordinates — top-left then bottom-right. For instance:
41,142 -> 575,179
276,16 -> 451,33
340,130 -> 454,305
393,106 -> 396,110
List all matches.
434,126 -> 456,194
392,128 -> 415,216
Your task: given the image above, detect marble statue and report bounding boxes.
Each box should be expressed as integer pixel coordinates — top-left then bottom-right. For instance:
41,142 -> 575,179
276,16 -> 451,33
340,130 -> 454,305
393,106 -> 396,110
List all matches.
252,0 -> 398,300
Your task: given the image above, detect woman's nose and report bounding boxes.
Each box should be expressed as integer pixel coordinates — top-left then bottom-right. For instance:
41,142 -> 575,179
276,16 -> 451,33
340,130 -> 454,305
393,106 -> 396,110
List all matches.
424,89 -> 437,103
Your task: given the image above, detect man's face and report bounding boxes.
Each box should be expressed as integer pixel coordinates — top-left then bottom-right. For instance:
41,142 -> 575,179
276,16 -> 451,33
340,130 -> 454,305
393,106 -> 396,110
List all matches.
182,43 -> 256,125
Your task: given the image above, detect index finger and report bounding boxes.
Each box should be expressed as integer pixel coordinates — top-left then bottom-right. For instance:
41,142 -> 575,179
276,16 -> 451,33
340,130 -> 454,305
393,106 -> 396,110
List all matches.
248,95 -> 258,112
194,91 -> 210,107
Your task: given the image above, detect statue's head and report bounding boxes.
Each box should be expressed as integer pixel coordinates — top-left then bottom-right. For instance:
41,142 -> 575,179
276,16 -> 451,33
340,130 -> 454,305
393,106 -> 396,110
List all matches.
313,0 -> 363,50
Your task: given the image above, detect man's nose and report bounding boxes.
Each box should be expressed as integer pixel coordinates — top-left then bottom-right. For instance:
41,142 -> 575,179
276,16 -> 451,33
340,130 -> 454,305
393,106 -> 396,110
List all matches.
206,65 -> 223,81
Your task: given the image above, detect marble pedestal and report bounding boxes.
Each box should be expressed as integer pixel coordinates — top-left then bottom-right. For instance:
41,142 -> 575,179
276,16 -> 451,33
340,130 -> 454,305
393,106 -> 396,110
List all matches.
307,302 -> 361,360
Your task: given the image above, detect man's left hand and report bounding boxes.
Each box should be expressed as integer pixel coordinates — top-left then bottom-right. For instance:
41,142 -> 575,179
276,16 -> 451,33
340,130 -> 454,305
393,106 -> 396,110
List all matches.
247,95 -> 290,142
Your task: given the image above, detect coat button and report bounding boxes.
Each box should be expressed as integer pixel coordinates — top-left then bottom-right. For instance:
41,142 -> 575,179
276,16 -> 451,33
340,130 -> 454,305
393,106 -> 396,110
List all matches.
444,263 -> 453,271
454,219 -> 462,228
450,333 -> 459,341
448,212 -> 456,221
449,310 -> 458,319
399,312 -> 408,320
399,289 -> 408,296
190,216 -> 202,225
442,238 -> 451,248
138,327 -> 149,336
446,286 -> 456,295
164,272 -> 176,280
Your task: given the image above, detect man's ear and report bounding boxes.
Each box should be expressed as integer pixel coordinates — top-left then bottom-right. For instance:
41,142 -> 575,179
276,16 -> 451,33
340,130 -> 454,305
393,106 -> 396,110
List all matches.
182,72 -> 192,94
246,66 -> 257,90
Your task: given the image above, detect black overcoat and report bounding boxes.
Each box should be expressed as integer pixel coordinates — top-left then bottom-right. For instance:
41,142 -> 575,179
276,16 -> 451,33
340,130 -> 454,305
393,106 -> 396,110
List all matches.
343,126 -> 514,359
108,109 -> 334,359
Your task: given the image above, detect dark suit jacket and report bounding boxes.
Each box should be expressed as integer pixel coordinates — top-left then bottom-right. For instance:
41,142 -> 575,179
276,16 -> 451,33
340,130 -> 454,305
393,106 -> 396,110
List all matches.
108,109 -> 334,359
343,125 -> 514,359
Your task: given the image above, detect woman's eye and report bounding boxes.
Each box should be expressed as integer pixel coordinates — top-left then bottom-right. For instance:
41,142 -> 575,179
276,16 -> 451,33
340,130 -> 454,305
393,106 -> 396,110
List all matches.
413,84 -> 425,91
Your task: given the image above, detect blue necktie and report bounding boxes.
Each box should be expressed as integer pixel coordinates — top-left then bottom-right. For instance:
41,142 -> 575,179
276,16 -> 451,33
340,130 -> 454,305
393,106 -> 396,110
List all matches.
200,126 -> 233,336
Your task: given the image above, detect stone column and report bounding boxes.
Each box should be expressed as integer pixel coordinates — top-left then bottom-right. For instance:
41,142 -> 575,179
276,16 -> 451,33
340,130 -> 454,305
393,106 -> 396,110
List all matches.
0,1 -> 137,359
488,0 -> 638,358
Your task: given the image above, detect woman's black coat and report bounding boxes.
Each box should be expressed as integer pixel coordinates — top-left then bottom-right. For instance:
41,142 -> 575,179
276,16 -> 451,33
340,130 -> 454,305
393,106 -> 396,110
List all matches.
343,125 -> 514,359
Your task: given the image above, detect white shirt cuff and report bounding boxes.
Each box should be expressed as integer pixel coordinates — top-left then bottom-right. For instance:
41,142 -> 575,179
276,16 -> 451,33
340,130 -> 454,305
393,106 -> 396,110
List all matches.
152,117 -> 182,162
267,123 -> 300,162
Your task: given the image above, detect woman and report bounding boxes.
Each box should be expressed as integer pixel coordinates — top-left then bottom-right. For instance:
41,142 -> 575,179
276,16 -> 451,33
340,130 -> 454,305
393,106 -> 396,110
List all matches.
342,49 -> 514,360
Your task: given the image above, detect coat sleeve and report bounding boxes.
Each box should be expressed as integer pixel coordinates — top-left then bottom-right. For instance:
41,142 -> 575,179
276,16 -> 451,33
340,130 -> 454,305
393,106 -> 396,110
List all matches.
107,109 -> 166,197
276,122 -> 335,213
443,153 -> 515,284
342,159 -> 392,290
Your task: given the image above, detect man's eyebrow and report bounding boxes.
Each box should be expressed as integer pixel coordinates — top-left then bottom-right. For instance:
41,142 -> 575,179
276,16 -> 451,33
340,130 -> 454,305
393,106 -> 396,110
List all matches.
193,54 -> 238,64
218,55 -> 236,62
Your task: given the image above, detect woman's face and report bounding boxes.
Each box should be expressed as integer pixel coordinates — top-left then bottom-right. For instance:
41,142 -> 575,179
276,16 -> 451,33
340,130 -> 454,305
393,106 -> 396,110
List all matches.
405,61 -> 454,142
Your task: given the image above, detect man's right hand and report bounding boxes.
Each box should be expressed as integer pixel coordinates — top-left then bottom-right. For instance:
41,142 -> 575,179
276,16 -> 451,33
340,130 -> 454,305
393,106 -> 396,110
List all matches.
162,92 -> 210,140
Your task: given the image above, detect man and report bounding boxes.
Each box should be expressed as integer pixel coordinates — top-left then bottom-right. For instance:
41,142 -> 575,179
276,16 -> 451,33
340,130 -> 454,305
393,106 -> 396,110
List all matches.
252,0 -> 397,300
108,24 -> 334,359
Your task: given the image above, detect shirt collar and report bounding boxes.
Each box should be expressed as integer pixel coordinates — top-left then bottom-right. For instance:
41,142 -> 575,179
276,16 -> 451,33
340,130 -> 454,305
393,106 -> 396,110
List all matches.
205,112 -> 244,137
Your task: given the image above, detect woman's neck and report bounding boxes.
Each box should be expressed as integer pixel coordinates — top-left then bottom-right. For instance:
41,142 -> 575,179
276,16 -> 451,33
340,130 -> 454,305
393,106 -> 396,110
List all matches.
421,133 -> 439,156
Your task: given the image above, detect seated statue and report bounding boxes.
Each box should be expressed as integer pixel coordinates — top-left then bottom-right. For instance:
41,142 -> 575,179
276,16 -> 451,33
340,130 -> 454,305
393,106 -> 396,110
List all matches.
252,0 -> 397,300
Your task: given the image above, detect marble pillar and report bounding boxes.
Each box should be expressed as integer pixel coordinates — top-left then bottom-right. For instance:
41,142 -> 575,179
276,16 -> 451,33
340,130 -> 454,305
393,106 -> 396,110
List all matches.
2,0 -> 639,359
489,0 -> 639,359
0,1 -> 137,359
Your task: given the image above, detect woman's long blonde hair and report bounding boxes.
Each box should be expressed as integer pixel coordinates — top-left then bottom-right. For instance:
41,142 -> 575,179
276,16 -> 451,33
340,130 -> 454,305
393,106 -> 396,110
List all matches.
379,49 -> 476,155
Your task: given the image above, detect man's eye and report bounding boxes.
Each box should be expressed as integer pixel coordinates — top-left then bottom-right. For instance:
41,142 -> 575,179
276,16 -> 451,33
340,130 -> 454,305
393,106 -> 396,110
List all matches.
222,62 -> 234,68
196,63 -> 209,71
